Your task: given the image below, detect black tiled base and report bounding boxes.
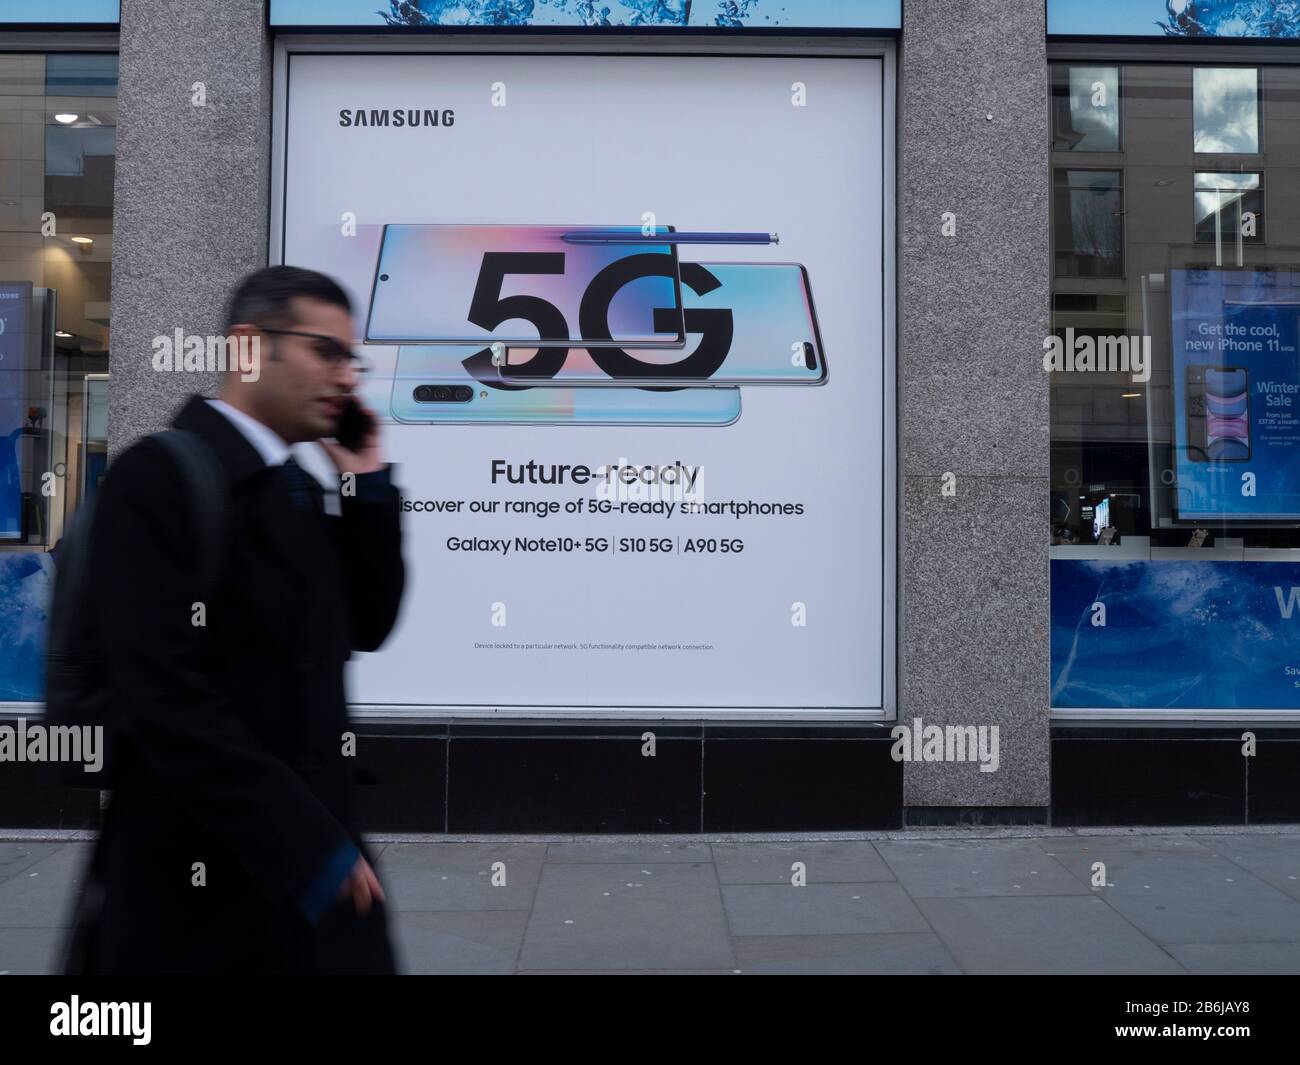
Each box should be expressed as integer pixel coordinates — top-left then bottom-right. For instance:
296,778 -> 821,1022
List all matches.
0,760 -> 99,829
353,731 -> 447,833
9,723 -> 1296,834
1247,732 -> 1300,824
703,734 -> 902,831
1051,727 -> 1266,827
449,728 -> 702,833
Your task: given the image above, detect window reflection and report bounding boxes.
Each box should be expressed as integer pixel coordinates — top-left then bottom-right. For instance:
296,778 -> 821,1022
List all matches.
1054,170 -> 1124,278
1052,66 -> 1120,152
1193,67 -> 1259,153
1194,172 -> 1263,246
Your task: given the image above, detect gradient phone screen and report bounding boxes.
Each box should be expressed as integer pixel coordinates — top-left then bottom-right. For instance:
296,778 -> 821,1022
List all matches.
1187,366 -> 1251,463
389,345 -> 740,426
499,262 -> 825,385
366,224 -> 686,348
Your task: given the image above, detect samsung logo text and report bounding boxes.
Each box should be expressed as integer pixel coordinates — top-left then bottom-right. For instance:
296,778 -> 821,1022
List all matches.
338,108 -> 455,128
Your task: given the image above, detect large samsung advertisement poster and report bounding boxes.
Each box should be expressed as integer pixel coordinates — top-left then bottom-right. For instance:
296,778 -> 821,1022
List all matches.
281,53 -> 890,715
1171,268 -> 1300,522
1049,1 -> 1300,38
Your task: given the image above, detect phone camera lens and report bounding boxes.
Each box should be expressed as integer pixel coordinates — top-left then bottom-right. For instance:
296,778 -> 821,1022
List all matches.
414,385 -> 432,402
453,386 -> 473,402
433,386 -> 450,401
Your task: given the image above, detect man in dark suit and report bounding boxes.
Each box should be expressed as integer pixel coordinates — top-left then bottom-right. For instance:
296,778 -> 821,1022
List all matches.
64,266 -> 404,973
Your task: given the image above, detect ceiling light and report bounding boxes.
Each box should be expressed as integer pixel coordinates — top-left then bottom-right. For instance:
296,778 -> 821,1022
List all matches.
55,331 -> 73,338
54,113 -> 79,124
1122,392 -> 1142,398
70,236 -> 94,244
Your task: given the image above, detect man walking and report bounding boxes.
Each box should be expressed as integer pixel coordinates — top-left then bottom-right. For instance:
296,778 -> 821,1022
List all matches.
63,266 -> 404,973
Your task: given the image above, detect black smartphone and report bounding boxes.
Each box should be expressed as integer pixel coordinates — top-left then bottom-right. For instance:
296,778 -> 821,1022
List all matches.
334,397 -> 375,452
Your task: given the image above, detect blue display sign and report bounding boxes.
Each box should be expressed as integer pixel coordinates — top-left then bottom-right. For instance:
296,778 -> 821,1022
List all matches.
0,0 -> 119,23
0,282 -> 32,542
1051,559 -> 1300,711
270,0 -> 901,30
1050,1 -> 1300,38
0,553 -> 51,701
1171,268 -> 1300,523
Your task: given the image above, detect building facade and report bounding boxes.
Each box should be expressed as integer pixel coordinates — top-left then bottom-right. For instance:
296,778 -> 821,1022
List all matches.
1,1 -> 1297,832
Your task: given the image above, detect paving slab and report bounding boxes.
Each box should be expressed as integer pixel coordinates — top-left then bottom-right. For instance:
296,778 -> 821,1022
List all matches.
1197,835 -> 1300,903
731,932 -> 962,975
1037,835 -> 1214,858
518,862 -> 732,971
876,839 -> 1088,897
1166,941 -> 1300,975
915,896 -> 1187,975
376,842 -> 545,911
712,841 -> 895,885
0,844 -> 91,928
0,927 -> 65,975
517,969 -> 740,975
391,910 -> 530,975
0,843 -> 63,887
721,882 -> 930,936
1048,848 -> 1300,945
546,840 -> 713,864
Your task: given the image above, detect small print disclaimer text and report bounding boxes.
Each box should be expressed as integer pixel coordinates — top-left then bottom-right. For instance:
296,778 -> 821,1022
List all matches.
475,642 -> 715,653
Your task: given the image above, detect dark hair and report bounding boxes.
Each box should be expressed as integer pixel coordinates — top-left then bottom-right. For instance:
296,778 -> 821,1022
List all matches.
223,265 -> 352,334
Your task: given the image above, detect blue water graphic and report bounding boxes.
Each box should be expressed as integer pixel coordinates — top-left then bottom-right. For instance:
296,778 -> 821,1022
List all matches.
365,0 -> 892,28
1051,560 -> 1300,711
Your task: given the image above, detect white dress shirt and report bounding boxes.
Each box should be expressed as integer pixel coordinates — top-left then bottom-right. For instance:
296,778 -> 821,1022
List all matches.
206,398 -> 340,514
206,398 -> 292,467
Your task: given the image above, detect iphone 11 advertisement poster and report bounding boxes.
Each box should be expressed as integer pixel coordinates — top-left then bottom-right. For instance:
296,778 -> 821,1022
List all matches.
1171,268 -> 1300,523
279,52 -> 892,714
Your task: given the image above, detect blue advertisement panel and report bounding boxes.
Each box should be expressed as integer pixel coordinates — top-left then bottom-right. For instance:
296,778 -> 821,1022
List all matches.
0,0 -> 119,23
0,282 -> 31,541
1050,1 -> 1300,38
270,0 -> 901,29
1051,559 -> 1300,711
0,553 -> 51,702
1171,268 -> 1300,522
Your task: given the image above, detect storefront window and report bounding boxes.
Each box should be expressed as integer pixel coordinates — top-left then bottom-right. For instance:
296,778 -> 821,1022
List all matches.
1049,60 -> 1300,715
0,52 -> 115,701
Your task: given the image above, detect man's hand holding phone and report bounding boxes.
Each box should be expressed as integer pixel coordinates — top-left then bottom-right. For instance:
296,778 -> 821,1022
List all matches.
321,397 -> 383,475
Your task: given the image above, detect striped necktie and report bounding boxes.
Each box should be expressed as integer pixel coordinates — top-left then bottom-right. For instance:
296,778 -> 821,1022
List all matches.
280,456 -> 323,513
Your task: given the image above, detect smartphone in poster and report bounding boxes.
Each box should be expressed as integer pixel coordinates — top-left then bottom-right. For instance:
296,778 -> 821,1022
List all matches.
1171,268 -> 1300,522
280,53 -> 890,714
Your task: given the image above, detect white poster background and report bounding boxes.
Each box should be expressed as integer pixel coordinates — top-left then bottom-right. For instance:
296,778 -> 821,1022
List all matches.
281,52 -> 887,713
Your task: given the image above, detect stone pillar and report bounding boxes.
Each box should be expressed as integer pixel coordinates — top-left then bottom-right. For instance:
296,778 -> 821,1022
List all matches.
898,0 -> 1052,813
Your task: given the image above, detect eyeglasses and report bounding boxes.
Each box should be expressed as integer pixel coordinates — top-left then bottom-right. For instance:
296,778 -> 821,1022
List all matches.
260,328 -> 367,372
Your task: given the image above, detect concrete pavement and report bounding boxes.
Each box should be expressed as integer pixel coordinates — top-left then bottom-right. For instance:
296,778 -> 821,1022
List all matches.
2,827 -> 1299,975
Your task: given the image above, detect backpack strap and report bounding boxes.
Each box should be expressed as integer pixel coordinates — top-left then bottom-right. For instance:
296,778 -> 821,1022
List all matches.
149,429 -> 229,595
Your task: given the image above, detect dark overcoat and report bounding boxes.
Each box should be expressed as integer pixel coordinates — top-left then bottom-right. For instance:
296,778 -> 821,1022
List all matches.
63,394 -> 404,973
